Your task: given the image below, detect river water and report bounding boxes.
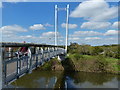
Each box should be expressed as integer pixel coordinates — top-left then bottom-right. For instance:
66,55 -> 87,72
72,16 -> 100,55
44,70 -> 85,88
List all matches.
11,70 -> 120,88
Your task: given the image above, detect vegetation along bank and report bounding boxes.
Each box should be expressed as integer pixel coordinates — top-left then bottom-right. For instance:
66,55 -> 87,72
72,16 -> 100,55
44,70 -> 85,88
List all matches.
39,43 -> 120,74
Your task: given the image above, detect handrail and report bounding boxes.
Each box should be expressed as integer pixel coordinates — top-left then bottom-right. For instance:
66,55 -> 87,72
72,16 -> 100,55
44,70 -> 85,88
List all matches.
1,42 -> 64,47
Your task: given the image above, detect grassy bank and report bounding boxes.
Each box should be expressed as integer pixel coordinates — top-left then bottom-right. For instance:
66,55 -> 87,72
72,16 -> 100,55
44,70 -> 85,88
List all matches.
62,54 -> 120,74
39,58 -> 64,71
38,54 -> 119,74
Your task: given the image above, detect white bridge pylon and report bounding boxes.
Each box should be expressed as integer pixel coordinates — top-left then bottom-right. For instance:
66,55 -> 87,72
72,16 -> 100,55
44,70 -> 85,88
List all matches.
55,4 -> 70,53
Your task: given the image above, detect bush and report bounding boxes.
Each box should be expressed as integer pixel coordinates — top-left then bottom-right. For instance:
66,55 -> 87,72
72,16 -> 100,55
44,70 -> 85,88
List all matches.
95,55 -> 109,72
73,54 -> 84,61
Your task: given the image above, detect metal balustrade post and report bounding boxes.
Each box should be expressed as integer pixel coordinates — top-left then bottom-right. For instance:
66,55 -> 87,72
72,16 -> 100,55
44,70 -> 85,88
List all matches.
48,47 -> 50,61
16,54 -> 20,78
26,57 -> 29,71
8,47 -> 11,60
27,47 -> 31,73
19,58 -> 21,75
2,47 -> 6,86
2,47 -> 5,61
3,61 -> 7,85
0,48 -> 2,89
52,47 -> 54,57
28,51 -> 32,73
49,47 -> 51,58
44,47 -> 46,61
41,47 -> 44,64
56,47 -> 58,56
37,47 -> 40,66
47,48 -> 48,60
35,47 -> 38,68
53,47 -> 55,57
8,47 -> 10,60
56,47 -> 57,56
57,47 -> 59,55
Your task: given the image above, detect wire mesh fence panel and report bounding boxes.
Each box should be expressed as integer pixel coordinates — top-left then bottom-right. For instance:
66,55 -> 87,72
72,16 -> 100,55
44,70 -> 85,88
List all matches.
44,53 -> 48,60
20,58 -> 28,70
38,54 -> 42,64
5,61 -> 17,83
6,61 -> 17,77
31,55 -> 36,68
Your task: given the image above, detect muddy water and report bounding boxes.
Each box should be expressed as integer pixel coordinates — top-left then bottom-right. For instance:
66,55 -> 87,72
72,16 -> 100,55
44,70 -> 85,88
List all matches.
11,70 -> 120,88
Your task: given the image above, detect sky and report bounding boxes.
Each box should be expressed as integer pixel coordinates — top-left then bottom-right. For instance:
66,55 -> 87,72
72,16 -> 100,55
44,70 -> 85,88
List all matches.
0,0 -> 119,46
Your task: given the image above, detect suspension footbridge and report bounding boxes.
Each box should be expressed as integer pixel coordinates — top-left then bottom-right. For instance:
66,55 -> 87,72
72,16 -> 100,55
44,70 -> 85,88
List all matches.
1,4 -> 70,88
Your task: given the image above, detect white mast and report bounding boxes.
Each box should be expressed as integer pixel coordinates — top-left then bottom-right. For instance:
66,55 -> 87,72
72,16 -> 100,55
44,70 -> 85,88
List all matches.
65,4 -> 69,53
55,5 -> 58,46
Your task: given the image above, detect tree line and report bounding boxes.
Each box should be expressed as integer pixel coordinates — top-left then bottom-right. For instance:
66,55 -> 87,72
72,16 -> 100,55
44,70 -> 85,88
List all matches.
68,43 -> 120,59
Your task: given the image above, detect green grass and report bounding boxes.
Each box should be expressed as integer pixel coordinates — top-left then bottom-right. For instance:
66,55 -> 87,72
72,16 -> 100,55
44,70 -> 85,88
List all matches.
39,58 -> 63,71
66,53 -> 119,74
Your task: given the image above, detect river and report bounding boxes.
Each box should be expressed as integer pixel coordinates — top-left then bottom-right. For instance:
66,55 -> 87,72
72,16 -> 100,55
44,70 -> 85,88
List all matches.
10,70 -> 120,88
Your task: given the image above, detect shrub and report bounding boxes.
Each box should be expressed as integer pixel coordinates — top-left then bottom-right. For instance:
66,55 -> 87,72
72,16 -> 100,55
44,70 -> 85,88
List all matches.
73,54 -> 84,61
95,55 -> 109,72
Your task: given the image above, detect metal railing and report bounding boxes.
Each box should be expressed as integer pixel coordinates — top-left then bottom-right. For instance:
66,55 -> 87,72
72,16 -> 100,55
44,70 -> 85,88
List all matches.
1,42 -> 65,85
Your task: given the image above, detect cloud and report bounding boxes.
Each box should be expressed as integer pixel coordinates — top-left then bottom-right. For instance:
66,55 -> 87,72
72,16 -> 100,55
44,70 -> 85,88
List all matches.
69,37 -> 118,46
41,32 -> 55,37
20,35 -> 33,38
2,34 -> 36,43
61,23 -> 78,29
44,23 -> 54,27
104,30 -> 119,36
41,31 -> 61,38
81,22 -> 111,29
2,33 -> 54,44
29,24 -> 46,30
85,37 -> 101,40
71,30 -> 102,37
112,21 -> 120,29
1,25 -> 28,43
69,37 -> 80,40
0,25 -> 27,34
70,0 -> 118,21
1,24 -> 63,44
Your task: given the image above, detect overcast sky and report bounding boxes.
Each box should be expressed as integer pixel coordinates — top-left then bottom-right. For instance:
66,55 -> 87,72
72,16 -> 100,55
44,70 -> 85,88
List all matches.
0,0 -> 119,46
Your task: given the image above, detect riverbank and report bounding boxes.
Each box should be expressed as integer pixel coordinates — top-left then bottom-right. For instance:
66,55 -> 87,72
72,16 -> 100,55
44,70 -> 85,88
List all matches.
38,54 -> 119,75
39,58 -> 64,71
62,54 -> 120,74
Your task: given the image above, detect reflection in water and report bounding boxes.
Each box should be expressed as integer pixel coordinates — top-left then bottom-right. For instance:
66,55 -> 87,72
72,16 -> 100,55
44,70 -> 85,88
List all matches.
65,72 -> 119,88
12,71 -> 64,88
11,70 -> 120,88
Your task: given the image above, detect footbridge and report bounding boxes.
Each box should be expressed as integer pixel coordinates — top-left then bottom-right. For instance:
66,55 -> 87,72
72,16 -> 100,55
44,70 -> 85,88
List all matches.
1,4 -> 70,89
1,42 -> 65,86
